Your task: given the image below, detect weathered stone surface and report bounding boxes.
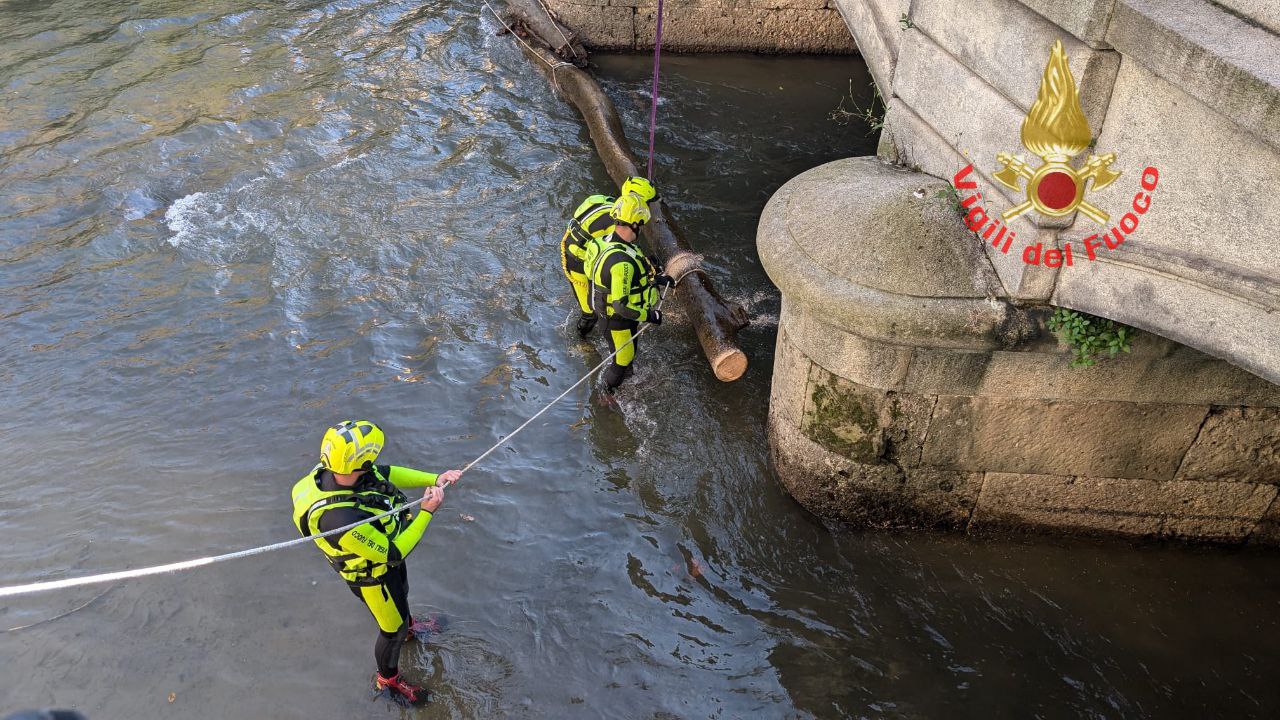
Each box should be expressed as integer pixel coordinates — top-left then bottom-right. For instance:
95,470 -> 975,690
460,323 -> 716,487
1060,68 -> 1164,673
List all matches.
635,6 -> 858,53
972,473 -> 1164,536
874,99 -> 1061,301
913,0 -> 1120,128
892,30 -> 1025,205
1161,482 -> 1277,542
802,363 -> 935,466
973,334 -> 1280,406
1105,0 -> 1280,150
1251,495 -> 1280,545
768,319 -> 812,429
542,2 -> 635,49
770,410 -> 981,528
1015,0 -> 1118,45
901,346 -> 993,397
1177,407 -> 1280,484
544,0 -> 857,52
921,396 -> 1208,479
1073,55 -> 1280,279
758,157 -> 1040,352
1052,52 -> 1280,385
782,301 -> 911,391
1213,0 -> 1280,36
971,472 -> 1276,541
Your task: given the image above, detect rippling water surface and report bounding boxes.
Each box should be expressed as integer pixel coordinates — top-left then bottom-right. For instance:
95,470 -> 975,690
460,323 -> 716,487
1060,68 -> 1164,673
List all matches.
2,2 -> 1279,718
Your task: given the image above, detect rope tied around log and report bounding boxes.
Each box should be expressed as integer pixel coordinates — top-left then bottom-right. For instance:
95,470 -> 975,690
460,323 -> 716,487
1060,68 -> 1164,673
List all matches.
482,1 -> 574,91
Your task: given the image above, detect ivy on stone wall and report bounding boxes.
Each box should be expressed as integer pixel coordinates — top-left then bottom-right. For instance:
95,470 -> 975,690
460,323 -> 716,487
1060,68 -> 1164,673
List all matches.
1047,308 -> 1134,368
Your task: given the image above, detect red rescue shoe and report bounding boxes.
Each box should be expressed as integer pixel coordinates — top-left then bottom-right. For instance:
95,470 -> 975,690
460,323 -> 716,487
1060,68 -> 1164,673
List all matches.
373,671 -> 428,705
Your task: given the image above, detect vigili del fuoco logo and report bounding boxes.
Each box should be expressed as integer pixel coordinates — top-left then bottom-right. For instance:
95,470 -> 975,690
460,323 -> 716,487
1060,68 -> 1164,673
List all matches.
951,40 -> 1160,267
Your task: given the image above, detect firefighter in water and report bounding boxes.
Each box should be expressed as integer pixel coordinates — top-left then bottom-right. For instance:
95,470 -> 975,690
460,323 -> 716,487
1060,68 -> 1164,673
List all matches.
560,176 -> 658,337
586,192 -> 674,392
290,420 -> 462,705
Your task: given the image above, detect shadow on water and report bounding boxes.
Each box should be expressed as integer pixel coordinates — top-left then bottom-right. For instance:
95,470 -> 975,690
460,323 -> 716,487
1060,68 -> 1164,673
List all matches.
1,1 -> 1278,718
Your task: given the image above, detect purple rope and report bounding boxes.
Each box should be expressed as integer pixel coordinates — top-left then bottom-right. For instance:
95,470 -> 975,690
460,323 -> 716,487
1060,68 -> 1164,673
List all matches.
645,0 -> 665,180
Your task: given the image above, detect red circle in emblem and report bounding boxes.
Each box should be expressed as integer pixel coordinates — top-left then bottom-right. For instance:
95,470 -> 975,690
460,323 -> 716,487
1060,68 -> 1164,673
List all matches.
1036,171 -> 1078,210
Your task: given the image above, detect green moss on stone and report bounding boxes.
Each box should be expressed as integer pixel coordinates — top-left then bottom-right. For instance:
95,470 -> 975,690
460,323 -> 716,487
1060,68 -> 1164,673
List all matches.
804,380 -> 882,461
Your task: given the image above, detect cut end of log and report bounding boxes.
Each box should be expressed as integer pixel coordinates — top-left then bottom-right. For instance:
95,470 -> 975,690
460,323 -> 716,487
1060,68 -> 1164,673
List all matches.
712,350 -> 748,382
664,251 -> 702,285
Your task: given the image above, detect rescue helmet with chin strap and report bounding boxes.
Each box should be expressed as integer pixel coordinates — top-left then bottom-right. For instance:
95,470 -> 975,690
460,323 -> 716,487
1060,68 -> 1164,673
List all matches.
320,420 -> 384,474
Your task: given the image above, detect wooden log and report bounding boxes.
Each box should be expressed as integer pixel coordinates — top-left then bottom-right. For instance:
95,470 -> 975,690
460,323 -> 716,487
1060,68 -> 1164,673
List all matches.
495,4 -> 750,381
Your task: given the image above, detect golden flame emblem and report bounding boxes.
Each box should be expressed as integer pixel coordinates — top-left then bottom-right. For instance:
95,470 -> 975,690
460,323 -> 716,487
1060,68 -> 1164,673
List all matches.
994,40 -> 1120,224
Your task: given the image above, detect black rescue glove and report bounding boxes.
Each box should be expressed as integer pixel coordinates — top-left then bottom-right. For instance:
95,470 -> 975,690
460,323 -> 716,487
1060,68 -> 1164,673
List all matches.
655,274 -> 675,289
648,310 -> 663,326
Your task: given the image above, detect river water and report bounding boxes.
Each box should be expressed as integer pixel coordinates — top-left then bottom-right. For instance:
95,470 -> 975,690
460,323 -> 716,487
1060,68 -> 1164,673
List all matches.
2,1 -> 1279,718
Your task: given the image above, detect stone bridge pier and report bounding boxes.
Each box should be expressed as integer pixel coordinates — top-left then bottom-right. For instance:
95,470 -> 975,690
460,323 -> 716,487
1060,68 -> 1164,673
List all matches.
760,0 -> 1280,543
538,0 -> 1280,543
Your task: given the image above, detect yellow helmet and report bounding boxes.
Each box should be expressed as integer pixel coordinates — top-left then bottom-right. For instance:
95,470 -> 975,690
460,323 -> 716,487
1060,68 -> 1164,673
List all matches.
620,176 -> 657,203
320,420 -> 385,474
610,192 -> 651,228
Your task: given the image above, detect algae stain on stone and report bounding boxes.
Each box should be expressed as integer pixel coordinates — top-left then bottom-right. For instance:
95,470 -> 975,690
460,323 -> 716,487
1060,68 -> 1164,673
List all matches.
804,379 -> 882,461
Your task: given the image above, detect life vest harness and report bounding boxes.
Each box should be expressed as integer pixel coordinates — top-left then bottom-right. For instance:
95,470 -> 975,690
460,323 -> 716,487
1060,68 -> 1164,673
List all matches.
587,238 -> 658,318
292,466 -> 410,586
561,196 -> 616,274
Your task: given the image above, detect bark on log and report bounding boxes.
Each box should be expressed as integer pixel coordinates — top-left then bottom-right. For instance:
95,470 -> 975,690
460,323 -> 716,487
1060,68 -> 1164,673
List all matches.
495,4 -> 750,382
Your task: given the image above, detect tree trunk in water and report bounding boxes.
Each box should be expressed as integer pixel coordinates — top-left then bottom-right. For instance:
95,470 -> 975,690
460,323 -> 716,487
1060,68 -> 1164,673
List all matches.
494,2 -> 749,382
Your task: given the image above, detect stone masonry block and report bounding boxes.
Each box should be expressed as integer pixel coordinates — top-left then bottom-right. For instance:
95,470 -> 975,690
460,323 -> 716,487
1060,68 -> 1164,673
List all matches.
1014,0 -> 1117,46
768,320 -> 813,430
544,4 -> 635,49
1176,407 -> 1280,484
921,396 -> 1208,479
972,473 -> 1163,536
770,412 -> 981,528
913,0 -> 1120,129
892,30 -> 1023,204
1251,495 -> 1280,545
1051,58 -> 1280,383
1214,0 -> 1280,35
1106,0 -> 1280,150
1161,481 -> 1277,543
1065,58 -> 1280,283
781,301 -> 912,391
901,347 -> 992,397
633,6 -> 857,53
974,335 -> 1280,406
802,363 -> 935,466
971,473 -> 1276,542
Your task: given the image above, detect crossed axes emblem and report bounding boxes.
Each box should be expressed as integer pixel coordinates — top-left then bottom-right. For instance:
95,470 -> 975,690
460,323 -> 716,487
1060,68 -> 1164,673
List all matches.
993,151 -> 1121,225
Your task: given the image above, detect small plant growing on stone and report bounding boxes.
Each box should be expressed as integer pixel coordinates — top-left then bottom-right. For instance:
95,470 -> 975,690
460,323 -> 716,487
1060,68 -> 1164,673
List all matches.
934,185 -> 964,217
899,13 -> 913,29
830,81 -> 885,135
1047,308 -> 1133,368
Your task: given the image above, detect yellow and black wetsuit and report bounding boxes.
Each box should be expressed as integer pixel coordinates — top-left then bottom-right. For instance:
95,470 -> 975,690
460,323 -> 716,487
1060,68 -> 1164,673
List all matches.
588,233 -> 659,389
291,463 -> 438,678
561,194 -> 617,316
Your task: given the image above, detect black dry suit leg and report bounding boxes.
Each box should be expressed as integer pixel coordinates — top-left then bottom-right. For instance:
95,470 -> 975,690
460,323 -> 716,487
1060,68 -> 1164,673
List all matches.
348,563 -> 411,677
603,316 -> 639,390
576,312 -> 598,338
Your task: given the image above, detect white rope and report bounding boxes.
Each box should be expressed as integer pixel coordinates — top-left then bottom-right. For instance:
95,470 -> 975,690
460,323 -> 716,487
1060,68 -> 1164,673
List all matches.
0,290 -> 672,599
